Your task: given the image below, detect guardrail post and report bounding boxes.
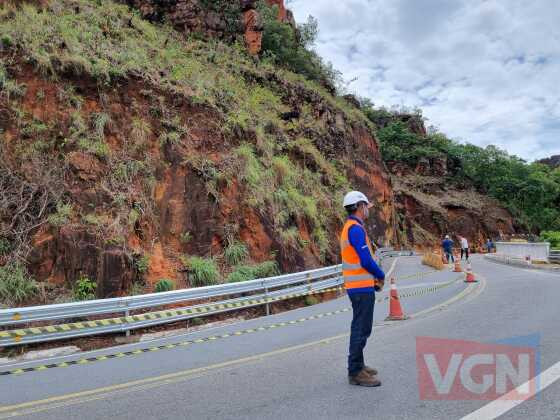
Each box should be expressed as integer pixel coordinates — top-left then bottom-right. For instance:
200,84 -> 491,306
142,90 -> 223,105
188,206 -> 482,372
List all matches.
124,301 -> 130,337
264,282 -> 270,316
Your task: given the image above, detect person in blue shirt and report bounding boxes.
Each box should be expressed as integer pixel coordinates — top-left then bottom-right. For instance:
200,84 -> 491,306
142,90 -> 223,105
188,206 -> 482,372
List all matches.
340,191 -> 385,387
442,235 -> 454,263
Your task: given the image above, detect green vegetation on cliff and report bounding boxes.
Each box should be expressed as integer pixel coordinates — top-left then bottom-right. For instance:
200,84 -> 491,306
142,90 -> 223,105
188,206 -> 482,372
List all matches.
540,231 -> 560,249
0,0 -> 375,302
365,107 -> 560,232
257,1 -> 341,91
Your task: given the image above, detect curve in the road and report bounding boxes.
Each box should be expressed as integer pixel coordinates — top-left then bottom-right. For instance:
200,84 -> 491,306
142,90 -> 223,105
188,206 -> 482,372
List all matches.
0,264 -> 482,419
0,272 -> 467,378
2,256 -> 502,420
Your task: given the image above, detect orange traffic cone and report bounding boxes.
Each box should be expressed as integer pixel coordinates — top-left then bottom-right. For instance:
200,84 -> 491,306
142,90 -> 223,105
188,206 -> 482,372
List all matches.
385,278 -> 408,321
465,261 -> 477,283
453,255 -> 462,272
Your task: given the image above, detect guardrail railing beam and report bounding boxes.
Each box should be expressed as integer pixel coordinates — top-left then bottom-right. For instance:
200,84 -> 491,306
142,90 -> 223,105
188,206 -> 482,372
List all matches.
0,247 -> 413,347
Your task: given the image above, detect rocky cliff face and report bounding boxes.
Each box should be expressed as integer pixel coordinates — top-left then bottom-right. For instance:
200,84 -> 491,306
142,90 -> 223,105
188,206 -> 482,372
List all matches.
0,1 -> 397,301
1,68 -> 396,297
391,167 -> 518,251
119,0 -> 292,55
381,116 -> 519,250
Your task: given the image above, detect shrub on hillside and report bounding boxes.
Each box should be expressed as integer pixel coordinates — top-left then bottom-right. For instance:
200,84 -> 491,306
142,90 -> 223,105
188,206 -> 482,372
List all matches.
128,281 -> 146,296
134,254 -> 150,274
541,231 -> 560,249
376,120 -> 445,165
154,278 -> 174,293
73,275 -> 96,301
224,241 -> 249,266
185,256 -> 219,287
0,262 -> 38,305
258,1 -> 341,91
227,261 -> 279,283
48,202 -> 73,227
304,295 -> 319,306
0,237 -> 11,256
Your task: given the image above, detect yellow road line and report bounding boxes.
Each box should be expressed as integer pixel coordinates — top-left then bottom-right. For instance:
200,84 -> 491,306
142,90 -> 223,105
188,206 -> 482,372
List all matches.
0,277 -> 463,378
0,333 -> 350,417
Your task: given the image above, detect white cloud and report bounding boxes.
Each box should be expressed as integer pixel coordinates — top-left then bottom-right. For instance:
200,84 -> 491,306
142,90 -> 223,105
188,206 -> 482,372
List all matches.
287,0 -> 560,160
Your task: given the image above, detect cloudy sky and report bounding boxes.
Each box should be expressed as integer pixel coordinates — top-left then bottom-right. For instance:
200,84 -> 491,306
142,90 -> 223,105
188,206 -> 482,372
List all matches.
287,0 -> 560,161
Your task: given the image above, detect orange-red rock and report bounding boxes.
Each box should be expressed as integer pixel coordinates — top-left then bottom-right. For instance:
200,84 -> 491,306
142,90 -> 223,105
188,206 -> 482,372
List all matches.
67,152 -> 105,181
267,0 -> 287,21
118,0 -> 293,56
243,9 -> 263,55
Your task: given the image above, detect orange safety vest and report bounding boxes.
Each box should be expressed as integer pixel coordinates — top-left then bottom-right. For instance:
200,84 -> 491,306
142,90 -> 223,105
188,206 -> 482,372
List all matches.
340,219 -> 380,290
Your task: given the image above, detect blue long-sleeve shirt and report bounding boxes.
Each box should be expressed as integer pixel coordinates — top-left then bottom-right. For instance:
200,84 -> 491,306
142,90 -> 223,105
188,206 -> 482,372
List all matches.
442,238 -> 453,252
347,216 -> 385,294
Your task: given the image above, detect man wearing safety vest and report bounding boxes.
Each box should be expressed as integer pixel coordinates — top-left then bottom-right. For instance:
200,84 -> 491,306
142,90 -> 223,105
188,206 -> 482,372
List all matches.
340,191 -> 385,387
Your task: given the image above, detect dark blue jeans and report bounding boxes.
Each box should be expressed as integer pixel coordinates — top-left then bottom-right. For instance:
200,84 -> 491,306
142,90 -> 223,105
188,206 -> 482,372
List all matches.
348,292 -> 375,377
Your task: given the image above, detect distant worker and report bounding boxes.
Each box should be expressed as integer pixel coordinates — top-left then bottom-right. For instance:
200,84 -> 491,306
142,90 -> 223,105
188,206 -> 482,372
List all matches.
442,235 -> 454,263
486,238 -> 494,253
340,191 -> 385,387
460,236 -> 469,260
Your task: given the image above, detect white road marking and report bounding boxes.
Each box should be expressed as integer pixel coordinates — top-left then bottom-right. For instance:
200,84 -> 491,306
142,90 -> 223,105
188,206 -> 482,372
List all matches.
460,359 -> 560,420
386,257 -> 399,278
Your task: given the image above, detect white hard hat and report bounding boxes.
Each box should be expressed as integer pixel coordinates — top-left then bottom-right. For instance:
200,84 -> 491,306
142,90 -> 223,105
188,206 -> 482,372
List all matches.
343,191 -> 371,208
445,235 -> 450,239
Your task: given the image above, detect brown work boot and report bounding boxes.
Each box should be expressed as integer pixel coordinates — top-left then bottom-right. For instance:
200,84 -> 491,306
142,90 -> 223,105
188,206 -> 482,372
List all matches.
363,366 -> 378,376
348,369 -> 382,387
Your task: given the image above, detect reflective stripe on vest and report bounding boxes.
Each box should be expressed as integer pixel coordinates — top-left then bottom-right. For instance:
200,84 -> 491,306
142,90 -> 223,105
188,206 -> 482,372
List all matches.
341,262 -> 362,270
340,219 -> 376,290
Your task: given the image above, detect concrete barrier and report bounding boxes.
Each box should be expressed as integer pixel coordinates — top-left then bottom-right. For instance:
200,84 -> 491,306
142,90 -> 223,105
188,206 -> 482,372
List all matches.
496,242 -> 550,263
421,252 -> 445,270
485,253 -> 560,273
484,253 -> 531,268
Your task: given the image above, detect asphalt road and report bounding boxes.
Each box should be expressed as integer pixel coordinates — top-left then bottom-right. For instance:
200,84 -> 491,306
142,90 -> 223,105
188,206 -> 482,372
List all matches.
1,255 -> 559,420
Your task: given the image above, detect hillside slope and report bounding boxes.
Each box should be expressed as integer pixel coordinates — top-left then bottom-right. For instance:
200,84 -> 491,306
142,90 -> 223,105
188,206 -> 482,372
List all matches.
390,165 -> 517,249
0,0 -> 396,301
364,110 -> 523,249
1,0 -> 534,307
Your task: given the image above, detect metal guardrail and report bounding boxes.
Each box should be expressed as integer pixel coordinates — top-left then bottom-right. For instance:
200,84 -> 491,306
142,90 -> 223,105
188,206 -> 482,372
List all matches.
550,250 -> 560,264
0,265 -> 342,326
0,248 -> 410,347
0,276 -> 344,347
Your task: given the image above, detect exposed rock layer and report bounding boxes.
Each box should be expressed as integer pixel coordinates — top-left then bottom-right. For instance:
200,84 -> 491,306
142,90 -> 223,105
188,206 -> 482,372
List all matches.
1,60 -> 396,298
120,0 -> 292,55
538,155 -> 560,168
